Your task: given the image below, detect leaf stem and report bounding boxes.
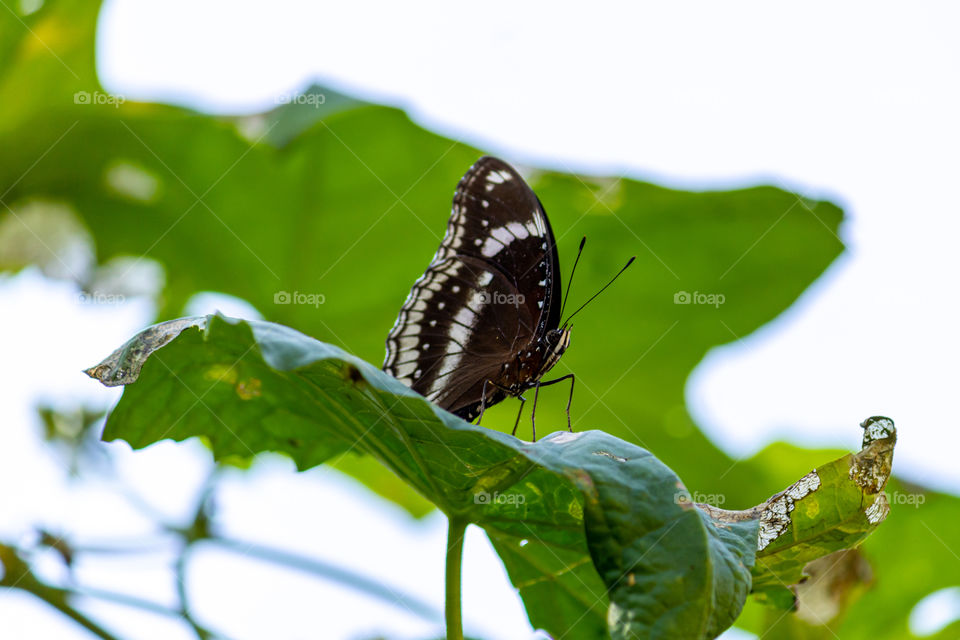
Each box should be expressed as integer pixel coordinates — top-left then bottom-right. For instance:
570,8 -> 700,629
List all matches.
445,516 -> 468,640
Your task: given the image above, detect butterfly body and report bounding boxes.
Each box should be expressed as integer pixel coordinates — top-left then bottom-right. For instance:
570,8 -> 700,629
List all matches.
477,325 -> 572,417
384,156 -> 572,429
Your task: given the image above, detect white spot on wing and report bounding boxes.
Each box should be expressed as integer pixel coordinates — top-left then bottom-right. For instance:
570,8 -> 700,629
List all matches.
398,337 -> 419,350
454,307 -> 476,327
431,353 -> 463,392
449,323 -> 469,344
506,222 -> 530,239
492,226 -> 514,245
487,170 -> 511,184
481,237 -> 505,257
395,361 -> 417,377
532,211 -> 547,236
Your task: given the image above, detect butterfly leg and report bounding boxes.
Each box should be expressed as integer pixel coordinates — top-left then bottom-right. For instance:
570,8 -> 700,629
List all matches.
477,379 -> 493,425
479,379 -> 514,425
510,395 -> 527,437
529,382 -> 543,442
536,374 -> 576,432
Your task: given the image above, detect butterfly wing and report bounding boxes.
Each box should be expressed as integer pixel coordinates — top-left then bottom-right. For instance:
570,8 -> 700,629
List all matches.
384,156 -> 563,419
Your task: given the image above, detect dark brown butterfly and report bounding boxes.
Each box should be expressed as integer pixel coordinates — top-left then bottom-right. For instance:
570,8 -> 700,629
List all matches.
383,156 -> 631,439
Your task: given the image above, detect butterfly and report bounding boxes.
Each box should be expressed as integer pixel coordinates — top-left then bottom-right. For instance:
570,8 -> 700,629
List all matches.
383,156 -> 632,439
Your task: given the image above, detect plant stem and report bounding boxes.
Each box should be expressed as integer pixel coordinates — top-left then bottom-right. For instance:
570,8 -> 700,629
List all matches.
445,516 -> 468,640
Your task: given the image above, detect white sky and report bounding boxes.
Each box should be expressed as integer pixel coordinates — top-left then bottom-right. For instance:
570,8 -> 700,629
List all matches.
3,0 -> 959,638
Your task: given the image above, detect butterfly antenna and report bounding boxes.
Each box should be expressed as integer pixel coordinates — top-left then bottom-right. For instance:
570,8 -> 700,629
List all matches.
558,236 -> 587,321
562,256 -> 636,328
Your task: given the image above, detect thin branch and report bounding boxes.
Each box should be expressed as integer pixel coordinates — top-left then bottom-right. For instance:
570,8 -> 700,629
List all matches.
209,535 -> 442,622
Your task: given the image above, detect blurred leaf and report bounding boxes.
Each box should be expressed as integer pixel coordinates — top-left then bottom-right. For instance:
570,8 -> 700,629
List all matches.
36,403 -> 109,474
0,0 -> 99,134
829,482 -> 960,640
249,83 -> 370,147
793,549 -> 873,626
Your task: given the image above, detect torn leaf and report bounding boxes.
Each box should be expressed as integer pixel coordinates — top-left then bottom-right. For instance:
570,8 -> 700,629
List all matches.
693,418 -> 895,596
749,416 -> 895,593
84,316 -> 207,386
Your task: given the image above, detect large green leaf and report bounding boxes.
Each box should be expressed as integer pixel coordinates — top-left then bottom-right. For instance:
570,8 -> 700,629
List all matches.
0,0 -> 99,134
87,314 -> 757,639
0,92 -> 847,514
86,315 -> 895,639
1,0 -> 849,520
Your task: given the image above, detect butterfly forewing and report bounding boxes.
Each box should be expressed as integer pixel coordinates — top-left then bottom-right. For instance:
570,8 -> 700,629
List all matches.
384,157 -> 562,419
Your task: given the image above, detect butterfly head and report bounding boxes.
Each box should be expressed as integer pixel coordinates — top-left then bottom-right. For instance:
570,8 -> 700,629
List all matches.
539,326 -> 572,376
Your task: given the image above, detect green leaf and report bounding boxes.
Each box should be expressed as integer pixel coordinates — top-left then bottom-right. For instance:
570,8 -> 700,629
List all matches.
0,1 -> 848,504
87,315 -> 895,639
0,87 -> 847,514
1,1 -> 851,521
722,421 -> 897,639
87,315 -> 761,639
0,0 -> 100,134
750,417 -> 894,593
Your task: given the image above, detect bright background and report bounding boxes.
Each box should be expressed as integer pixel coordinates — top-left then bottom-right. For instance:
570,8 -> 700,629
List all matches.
2,1 -> 959,638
